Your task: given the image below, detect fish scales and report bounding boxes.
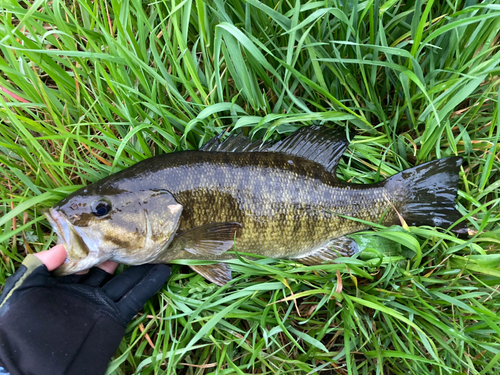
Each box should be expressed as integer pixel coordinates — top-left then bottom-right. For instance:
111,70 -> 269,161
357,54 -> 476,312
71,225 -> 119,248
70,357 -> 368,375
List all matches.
44,126 -> 466,285
183,157 -> 390,258
96,151 -> 397,259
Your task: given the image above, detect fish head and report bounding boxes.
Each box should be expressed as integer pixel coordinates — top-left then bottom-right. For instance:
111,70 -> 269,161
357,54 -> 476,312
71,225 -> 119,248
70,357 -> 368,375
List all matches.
44,185 -> 183,275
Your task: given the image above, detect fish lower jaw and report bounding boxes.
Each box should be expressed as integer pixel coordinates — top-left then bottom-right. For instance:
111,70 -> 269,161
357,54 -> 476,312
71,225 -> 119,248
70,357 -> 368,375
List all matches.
110,244 -> 164,265
44,208 -> 95,269
54,251 -> 107,276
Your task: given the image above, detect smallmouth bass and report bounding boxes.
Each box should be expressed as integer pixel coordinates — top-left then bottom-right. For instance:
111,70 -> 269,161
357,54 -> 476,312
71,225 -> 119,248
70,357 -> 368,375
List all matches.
44,126 -> 466,285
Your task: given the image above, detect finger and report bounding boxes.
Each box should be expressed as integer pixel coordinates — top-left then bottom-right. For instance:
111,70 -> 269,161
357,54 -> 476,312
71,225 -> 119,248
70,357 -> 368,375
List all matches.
97,260 -> 119,274
81,268 -> 111,287
78,261 -> 118,286
34,244 -> 67,271
102,264 -> 170,322
75,260 -> 117,275
54,274 -> 84,284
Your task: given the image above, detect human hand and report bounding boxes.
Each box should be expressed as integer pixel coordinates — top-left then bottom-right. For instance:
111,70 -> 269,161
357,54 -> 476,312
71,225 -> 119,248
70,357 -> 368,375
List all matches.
0,245 -> 170,375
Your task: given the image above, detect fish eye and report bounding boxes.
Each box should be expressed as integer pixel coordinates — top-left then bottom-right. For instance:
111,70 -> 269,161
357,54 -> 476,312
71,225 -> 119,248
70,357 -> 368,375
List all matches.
92,200 -> 112,217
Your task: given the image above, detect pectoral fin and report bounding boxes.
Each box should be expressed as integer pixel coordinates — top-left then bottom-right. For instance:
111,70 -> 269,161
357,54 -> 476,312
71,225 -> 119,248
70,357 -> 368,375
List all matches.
189,263 -> 232,286
171,222 -> 242,257
293,236 -> 359,266
157,222 -> 240,285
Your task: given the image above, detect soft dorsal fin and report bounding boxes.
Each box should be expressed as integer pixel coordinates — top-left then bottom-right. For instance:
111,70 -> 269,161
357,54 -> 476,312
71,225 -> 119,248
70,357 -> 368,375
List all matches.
265,126 -> 350,174
200,132 -> 267,152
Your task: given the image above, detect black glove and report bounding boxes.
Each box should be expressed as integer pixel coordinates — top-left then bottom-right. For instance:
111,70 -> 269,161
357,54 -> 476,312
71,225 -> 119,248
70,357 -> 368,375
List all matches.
0,255 -> 170,375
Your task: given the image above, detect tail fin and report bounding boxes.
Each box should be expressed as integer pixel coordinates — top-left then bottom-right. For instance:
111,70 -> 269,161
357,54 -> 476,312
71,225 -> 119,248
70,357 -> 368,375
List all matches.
386,157 -> 467,234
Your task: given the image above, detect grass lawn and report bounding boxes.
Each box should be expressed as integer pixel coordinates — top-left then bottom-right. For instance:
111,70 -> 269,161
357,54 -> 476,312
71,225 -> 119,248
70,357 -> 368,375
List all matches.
1,0 -> 500,373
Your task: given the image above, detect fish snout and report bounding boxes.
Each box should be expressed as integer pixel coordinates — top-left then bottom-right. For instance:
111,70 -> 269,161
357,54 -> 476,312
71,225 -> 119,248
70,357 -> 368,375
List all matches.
45,207 -> 102,275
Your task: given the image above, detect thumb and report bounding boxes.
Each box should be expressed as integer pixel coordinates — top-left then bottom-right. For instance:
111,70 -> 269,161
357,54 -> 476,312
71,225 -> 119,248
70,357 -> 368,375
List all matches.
34,244 -> 67,271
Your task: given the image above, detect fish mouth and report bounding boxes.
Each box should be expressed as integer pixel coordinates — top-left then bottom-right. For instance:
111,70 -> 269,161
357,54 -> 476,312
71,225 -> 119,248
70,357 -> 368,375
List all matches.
43,208 -> 96,275
43,208 -> 72,250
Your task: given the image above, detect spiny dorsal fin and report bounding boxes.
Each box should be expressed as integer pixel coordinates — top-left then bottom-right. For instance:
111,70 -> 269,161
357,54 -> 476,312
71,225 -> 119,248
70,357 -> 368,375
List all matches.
200,126 -> 351,174
200,132 -> 267,152
265,126 -> 350,174
189,263 -> 232,286
292,236 -> 359,266
199,132 -> 225,151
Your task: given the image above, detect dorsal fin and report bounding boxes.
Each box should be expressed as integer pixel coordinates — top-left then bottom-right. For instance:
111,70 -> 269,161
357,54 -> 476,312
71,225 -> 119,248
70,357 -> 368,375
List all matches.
199,132 -> 225,151
200,132 -> 267,152
265,126 -> 350,174
199,126 -> 352,174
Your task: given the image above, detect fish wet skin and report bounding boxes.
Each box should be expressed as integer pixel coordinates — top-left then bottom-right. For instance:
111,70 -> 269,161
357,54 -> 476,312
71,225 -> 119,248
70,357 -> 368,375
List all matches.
44,126 -> 466,285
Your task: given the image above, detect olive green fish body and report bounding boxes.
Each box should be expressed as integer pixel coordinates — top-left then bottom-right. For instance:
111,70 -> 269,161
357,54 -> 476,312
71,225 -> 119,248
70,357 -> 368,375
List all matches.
123,151 -> 396,261
46,126 -> 465,284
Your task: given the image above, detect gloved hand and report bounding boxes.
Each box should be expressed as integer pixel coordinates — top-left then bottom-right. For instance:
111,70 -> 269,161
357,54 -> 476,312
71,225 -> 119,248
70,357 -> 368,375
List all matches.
0,245 -> 170,375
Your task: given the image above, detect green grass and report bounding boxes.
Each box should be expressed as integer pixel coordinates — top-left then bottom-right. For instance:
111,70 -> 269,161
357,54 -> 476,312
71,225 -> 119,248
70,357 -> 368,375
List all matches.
1,0 -> 500,373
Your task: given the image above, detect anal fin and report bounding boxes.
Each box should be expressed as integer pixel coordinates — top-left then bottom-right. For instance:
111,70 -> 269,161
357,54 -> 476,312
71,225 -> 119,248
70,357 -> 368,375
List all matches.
189,263 -> 232,286
293,236 -> 359,266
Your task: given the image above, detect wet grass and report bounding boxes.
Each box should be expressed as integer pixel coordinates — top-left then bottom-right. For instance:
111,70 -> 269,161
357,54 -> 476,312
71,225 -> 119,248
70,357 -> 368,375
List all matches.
1,0 -> 500,374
